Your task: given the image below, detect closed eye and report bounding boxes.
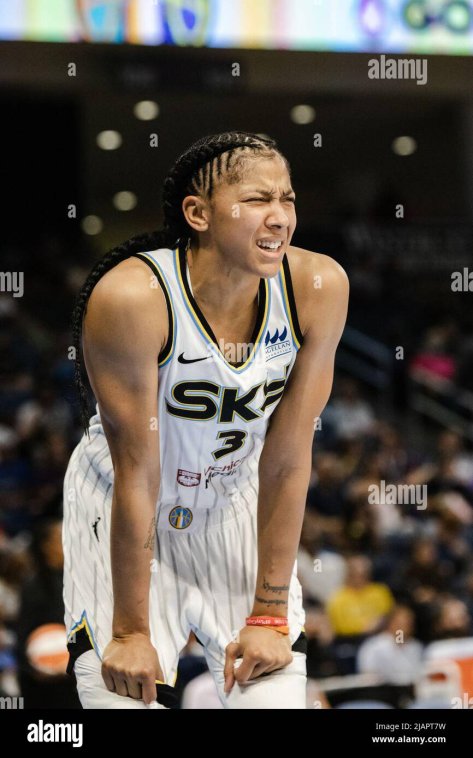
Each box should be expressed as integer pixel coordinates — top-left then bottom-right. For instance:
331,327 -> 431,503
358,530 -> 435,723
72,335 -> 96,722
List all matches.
243,197 -> 296,203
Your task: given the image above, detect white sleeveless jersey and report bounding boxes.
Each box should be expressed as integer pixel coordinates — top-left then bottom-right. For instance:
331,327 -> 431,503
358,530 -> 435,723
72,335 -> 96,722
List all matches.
77,246 -> 304,530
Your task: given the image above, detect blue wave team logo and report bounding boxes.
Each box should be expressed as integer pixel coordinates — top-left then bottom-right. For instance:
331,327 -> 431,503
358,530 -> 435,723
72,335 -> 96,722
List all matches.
169,506 -> 193,530
264,325 -> 291,361
75,0 -> 128,42
159,0 -> 215,46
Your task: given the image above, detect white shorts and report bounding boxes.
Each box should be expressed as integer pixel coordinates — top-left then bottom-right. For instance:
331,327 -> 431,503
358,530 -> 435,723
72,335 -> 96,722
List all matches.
62,446 -> 306,709
74,646 -> 307,709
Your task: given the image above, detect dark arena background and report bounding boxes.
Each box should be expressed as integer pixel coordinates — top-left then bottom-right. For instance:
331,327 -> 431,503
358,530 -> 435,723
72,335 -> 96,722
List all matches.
1,0 -> 473,737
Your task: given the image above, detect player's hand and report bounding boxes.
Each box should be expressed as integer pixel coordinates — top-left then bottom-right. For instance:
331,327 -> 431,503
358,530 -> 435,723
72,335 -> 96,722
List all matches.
223,626 -> 293,694
102,632 -> 165,705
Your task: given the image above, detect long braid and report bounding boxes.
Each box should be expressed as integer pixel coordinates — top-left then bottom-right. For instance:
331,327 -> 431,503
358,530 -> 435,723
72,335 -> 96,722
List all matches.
71,229 -> 177,436
72,131 -> 287,436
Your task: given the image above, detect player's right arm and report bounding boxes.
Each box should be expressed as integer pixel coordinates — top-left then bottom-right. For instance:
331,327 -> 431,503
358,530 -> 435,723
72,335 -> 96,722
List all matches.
81,257 -> 168,705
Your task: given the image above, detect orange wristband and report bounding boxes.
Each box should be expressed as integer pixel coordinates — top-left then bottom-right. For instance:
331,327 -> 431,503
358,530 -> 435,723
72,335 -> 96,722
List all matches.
246,616 -> 288,626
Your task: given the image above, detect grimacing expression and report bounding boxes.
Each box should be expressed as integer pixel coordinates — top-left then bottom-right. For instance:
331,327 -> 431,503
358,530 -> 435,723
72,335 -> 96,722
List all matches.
194,154 -> 297,278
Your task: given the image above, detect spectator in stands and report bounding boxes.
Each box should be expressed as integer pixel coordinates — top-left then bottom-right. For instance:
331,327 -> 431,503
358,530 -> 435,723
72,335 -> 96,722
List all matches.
346,450 -> 403,539
306,453 -> 347,549
30,430 -> 70,513
15,379 -> 73,442
357,604 -> 423,685
0,542 -> 29,626
297,519 -> 346,606
376,421 -> 420,482
430,596 -> 472,642
394,537 -> 451,602
409,323 -> 457,391
325,378 -> 376,441
334,437 -> 366,480
327,554 -> 394,674
0,426 -> 34,535
435,506 -> 472,581
436,431 -> 473,494
328,555 -> 394,637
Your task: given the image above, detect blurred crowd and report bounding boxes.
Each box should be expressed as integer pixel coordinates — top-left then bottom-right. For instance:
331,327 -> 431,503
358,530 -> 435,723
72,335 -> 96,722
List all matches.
347,251 -> 473,407
0,235 -> 472,708
297,377 -> 473,707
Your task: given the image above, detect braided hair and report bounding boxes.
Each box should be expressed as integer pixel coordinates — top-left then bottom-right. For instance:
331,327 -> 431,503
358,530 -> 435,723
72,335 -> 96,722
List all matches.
72,130 -> 289,436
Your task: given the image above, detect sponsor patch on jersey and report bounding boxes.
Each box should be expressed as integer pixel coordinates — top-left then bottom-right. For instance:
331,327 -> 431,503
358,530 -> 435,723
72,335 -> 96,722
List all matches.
176,469 -> 201,487
204,457 -> 247,488
169,506 -> 193,530
265,325 -> 291,361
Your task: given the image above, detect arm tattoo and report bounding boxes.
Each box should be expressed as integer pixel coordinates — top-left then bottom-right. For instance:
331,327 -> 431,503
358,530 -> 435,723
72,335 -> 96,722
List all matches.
254,595 -> 287,607
144,516 -> 156,550
263,577 -> 289,595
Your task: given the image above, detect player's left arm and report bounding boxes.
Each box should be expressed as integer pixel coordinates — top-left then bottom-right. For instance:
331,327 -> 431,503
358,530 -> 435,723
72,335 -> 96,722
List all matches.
252,253 -> 349,618
224,253 -> 349,693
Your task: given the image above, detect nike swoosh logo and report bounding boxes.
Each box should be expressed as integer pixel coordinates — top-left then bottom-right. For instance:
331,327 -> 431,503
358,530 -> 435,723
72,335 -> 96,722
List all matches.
178,352 -> 210,364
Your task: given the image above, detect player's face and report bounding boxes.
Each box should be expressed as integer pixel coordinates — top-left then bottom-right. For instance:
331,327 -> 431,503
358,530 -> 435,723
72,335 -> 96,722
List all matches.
209,154 -> 297,277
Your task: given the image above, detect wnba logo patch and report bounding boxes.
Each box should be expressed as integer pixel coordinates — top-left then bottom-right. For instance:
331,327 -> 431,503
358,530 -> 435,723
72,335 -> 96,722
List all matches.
169,506 -> 193,530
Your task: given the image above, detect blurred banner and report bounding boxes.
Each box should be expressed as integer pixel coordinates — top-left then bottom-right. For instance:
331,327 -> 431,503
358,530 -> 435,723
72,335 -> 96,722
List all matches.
1,0 -> 473,53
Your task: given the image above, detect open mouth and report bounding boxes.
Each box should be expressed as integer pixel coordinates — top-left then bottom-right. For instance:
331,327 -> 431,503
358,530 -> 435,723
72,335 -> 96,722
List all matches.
256,240 -> 284,254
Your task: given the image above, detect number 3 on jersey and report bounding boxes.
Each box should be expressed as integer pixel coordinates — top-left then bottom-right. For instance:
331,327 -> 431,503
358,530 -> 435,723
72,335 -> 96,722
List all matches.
212,430 -> 248,460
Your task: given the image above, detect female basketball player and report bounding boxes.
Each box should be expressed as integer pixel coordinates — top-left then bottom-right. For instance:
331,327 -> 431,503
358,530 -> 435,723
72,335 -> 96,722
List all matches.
63,131 -> 349,709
